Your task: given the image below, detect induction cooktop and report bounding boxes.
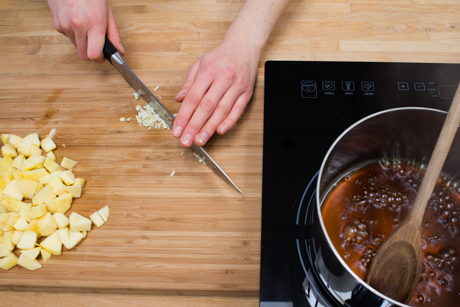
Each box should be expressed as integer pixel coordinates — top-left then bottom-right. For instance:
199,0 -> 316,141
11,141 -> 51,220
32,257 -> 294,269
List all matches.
260,61 -> 460,307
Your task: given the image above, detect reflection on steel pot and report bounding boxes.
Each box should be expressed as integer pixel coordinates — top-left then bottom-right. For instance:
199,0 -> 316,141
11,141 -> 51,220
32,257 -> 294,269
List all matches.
312,107 -> 460,306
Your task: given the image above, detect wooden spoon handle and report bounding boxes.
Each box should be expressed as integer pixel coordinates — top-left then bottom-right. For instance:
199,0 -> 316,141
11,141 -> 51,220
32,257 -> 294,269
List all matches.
410,81 -> 460,222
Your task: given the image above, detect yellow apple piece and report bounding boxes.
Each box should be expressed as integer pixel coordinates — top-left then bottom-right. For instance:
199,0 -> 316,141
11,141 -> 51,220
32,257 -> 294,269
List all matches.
73,178 -> 85,187
46,151 -> 56,161
52,212 -> 69,229
1,212 -> 20,231
49,175 -> 67,195
89,212 -> 105,227
28,145 -> 42,157
60,157 -> 78,170
45,193 -> 73,214
24,219 -> 41,238
22,133 -> 40,147
21,247 -> 41,260
68,230 -> 84,249
21,159 -> 35,172
0,134 -> 11,145
12,154 -> 25,171
2,143 -> 18,158
11,231 -> 23,245
38,212 -> 57,236
40,137 -> 56,153
27,156 -> 46,169
2,180 -> 23,200
69,212 -> 92,232
13,216 -> 29,231
0,252 -> 18,270
40,248 -> 52,263
44,157 -> 61,173
81,230 -> 87,238
0,243 -> 10,257
25,204 -> 47,220
60,170 -> 75,186
17,253 -> 42,271
32,185 -> 56,206
16,230 -> 37,250
19,204 -> 32,222
2,195 -> 27,213
7,135 -> 22,149
3,231 -> 15,250
65,185 -> 82,198
40,230 -> 62,255
48,129 -> 57,139
17,141 -> 33,156
58,228 -> 70,249
97,205 -> 110,222
18,179 -> 39,199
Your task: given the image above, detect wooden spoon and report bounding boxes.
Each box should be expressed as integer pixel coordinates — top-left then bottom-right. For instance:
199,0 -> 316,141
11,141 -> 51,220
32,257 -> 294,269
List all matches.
365,82 -> 460,304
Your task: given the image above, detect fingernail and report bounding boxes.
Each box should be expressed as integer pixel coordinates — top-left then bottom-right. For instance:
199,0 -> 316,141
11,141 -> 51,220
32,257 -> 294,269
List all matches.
219,124 -> 229,134
175,89 -> 186,100
182,134 -> 192,147
197,132 -> 209,145
173,126 -> 183,137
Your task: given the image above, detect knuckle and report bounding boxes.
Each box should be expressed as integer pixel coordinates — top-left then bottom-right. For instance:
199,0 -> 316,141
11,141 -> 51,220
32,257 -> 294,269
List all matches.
217,103 -> 231,116
184,93 -> 200,107
199,98 -> 215,113
223,68 -> 236,80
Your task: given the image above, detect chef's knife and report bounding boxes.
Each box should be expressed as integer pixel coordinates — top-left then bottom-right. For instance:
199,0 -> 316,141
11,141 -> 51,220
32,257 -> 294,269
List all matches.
103,37 -> 242,194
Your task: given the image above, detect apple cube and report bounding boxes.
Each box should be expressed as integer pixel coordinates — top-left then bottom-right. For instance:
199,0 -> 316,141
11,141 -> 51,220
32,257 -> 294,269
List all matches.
16,230 -> 37,249
17,253 -> 42,271
61,157 -> 78,170
45,193 -> 72,214
2,143 -> 18,158
13,216 -> 29,231
2,180 -> 23,200
65,185 -> 82,198
12,154 -> 25,170
0,243 -> 10,257
7,135 -> 23,149
25,204 -> 47,219
1,212 -> 20,231
98,206 -> 110,222
46,151 -> 56,161
60,170 -> 75,186
40,248 -> 52,263
32,185 -> 56,205
40,230 -> 62,255
69,212 -> 92,232
3,231 -> 15,250
89,212 -> 105,227
44,157 -> 61,173
68,230 -> 84,249
23,168 -> 49,182
0,134 -> 11,145
11,231 -> 23,245
49,175 -> 67,195
22,133 -> 40,147
40,137 -> 56,153
28,156 -> 46,169
21,247 -> 41,260
0,252 -> 18,270
58,228 -> 71,249
38,212 -> 57,236
18,179 -> 39,199
52,212 -> 70,229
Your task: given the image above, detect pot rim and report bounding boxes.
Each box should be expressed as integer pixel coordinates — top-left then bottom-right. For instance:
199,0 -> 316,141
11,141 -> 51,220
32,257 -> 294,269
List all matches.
315,106 -> 447,306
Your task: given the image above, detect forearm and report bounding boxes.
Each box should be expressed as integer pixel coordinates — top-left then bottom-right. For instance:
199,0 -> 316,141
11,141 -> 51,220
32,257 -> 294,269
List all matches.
223,0 -> 291,53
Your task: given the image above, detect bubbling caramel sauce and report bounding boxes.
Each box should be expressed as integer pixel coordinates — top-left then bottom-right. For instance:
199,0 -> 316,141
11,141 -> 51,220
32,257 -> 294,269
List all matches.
321,159 -> 459,306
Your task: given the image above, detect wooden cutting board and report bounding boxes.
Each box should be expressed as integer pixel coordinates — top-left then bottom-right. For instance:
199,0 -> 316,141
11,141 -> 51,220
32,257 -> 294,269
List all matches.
0,69 -> 263,296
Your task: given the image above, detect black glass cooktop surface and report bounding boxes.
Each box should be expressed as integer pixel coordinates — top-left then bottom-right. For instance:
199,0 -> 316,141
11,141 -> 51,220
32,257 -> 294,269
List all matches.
260,61 -> 460,307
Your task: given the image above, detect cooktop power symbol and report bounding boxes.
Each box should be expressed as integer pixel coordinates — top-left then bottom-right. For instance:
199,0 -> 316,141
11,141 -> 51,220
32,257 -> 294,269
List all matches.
301,81 -> 317,98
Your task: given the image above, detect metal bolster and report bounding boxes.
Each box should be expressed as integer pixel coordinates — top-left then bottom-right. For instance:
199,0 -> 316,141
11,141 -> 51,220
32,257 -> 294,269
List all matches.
112,52 -> 124,65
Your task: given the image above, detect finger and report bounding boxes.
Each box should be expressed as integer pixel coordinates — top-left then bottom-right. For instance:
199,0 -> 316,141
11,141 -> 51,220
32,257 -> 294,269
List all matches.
172,72 -> 212,139
74,29 -> 89,61
106,6 -> 125,55
179,79 -> 233,147
175,60 -> 201,102
62,28 -> 77,49
193,86 -> 242,146
217,92 -> 252,135
87,24 -> 107,64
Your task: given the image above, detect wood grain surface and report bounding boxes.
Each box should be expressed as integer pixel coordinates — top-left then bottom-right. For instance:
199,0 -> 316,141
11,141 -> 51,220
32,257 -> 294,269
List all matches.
1,0 -> 460,306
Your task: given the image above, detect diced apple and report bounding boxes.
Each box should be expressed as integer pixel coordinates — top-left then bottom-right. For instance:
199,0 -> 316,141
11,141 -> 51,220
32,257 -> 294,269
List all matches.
68,230 -> 84,249
61,157 -> 78,170
2,195 -> 26,212
58,228 -> 70,249
17,253 -> 42,271
25,204 -> 47,219
17,142 -> 33,156
65,185 -> 82,198
24,219 -> 41,238
40,248 -> 52,263
13,216 -> 29,231
2,144 -> 18,158
44,157 -> 61,173
73,178 -> 85,187
17,230 -> 37,249
12,154 -> 25,171
0,134 -> 11,145
7,135 -> 23,149
98,205 -> 110,222
27,156 -> 46,169
60,170 -> 75,186
49,175 -> 67,195
1,212 -> 20,232
22,133 -> 40,147
52,213 -> 69,229
40,137 -> 56,153
2,180 -> 23,200
11,231 -> 23,245
0,243 -> 10,257
48,129 -> 57,140
18,179 -> 39,199
28,145 -> 42,157
40,230 -> 62,255
32,185 -> 56,206
3,231 -> 15,250
69,212 -> 92,232
45,193 -> 72,214
90,212 -> 105,227
37,212 -> 57,236
46,151 -> 56,161
21,159 -> 35,172
21,247 -> 41,260
0,252 -> 18,270
23,168 -> 49,182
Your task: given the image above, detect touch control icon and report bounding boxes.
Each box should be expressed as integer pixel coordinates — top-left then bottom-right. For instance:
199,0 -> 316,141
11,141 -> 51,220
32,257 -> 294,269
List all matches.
342,81 -> 355,91
322,81 -> 335,91
301,81 -> 317,98
414,83 -> 425,91
361,81 -> 374,91
398,82 -> 409,91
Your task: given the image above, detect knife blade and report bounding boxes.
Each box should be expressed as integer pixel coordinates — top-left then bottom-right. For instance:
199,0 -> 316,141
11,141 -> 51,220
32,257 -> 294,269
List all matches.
103,37 -> 242,194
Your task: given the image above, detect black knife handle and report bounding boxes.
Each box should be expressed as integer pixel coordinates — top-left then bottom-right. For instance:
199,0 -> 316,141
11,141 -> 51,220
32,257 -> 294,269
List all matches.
103,36 -> 118,65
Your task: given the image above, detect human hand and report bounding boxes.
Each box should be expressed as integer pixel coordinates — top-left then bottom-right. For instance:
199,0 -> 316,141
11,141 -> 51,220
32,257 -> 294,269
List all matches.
47,0 -> 125,63
172,41 -> 259,148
